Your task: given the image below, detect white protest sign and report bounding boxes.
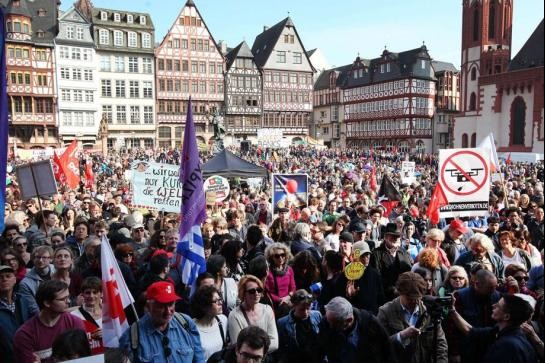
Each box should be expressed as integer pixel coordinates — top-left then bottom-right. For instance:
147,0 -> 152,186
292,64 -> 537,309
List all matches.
204,175 -> 230,204
438,148 -> 490,217
401,161 -> 416,185
257,128 -> 284,148
131,160 -> 181,212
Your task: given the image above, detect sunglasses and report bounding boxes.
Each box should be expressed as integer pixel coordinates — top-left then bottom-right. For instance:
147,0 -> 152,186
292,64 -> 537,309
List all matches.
450,276 -> 465,281
272,253 -> 286,259
246,287 -> 264,295
15,243 -> 27,247
162,335 -> 171,358
122,252 -> 134,258
514,275 -> 529,282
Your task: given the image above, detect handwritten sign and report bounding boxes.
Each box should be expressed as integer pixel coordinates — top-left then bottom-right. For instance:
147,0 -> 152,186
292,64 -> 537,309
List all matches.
344,250 -> 365,280
131,160 -> 181,212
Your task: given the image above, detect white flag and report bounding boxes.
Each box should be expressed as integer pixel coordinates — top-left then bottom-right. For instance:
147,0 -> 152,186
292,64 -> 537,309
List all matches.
477,132 -> 500,173
101,236 -> 135,348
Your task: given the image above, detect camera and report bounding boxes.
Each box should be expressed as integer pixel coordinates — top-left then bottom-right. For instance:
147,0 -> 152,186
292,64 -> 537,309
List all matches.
423,295 -> 453,320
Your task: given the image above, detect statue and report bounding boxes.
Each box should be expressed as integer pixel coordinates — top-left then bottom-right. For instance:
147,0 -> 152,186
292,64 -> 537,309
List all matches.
211,111 -> 225,154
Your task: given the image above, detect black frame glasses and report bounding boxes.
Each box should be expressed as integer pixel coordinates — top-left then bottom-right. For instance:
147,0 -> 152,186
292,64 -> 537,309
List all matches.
246,287 -> 264,295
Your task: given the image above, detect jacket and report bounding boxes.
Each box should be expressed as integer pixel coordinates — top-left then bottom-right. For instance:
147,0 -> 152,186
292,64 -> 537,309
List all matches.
454,251 -> 505,279
0,294 -> 34,363
318,307 -> 393,363
277,310 -> 323,362
370,245 -> 413,300
17,265 -> 55,316
377,297 -> 448,363
290,239 -> 322,265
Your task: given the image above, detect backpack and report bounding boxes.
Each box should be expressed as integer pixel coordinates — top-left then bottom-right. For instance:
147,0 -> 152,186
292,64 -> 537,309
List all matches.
130,312 -> 189,359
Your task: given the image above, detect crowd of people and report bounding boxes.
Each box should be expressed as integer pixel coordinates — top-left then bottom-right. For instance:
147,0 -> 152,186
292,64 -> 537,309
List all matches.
0,145 -> 543,363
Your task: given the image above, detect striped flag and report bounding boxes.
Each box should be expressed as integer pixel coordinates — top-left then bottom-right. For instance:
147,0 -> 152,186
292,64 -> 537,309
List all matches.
175,98 -> 207,286
101,235 -> 135,347
0,9 -> 9,233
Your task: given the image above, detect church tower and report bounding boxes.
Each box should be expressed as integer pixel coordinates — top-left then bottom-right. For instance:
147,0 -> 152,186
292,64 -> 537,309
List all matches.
460,0 -> 513,114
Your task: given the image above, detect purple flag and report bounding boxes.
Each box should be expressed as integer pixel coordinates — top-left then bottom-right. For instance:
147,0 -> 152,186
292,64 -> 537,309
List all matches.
0,9 -> 9,233
175,98 -> 207,285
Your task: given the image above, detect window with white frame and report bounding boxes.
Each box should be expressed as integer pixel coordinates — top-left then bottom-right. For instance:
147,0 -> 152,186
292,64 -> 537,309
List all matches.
71,48 -> 81,60
142,33 -> 151,48
115,80 -> 125,97
140,16 -> 146,25
84,90 -> 94,103
60,46 -> 69,59
100,56 -> 111,71
114,31 -> 123,46
115,56 -> 124,72
277,51 -> 286,63
100,11 -> 107,21
293,52 -> 302,64
73,90 -> 83,102
127,14 -> 133,23
76,27 -> 84,40
128,57 -> 138,73
129,81 -> 139,98
114,13 -> 121,22
99,29 -> 109,45
143,81 -> 152,98
116,105 -> 126,123
101,80 -> 111,97
62,112 -> 71,126
102,105 -> 112,123
130,106 -> 140,124
72,68 -> 82,80
128,32 -> 137,47
74,112 -> 84,126
82,49 -> 92,61
61,89 -> 70,101
85,112 -> 94,126
60,68 -> 70,80
66,26 -> 74,39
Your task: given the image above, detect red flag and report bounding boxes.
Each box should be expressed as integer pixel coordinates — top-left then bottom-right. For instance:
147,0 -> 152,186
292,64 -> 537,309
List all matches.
506,153 -> 512,165
84,160 -> 94,189
101,236 -> 134,347
426,184 -> 448,225
52,152 -> 67,184
370,166 -> 378,191
58,140 -> 80,189
377,174 -> 401,217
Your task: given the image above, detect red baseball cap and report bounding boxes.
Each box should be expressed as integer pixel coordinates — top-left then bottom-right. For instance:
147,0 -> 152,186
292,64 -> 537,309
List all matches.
146,281 -> 180,303
449,219 -> 469,234
151,249 -> 173,259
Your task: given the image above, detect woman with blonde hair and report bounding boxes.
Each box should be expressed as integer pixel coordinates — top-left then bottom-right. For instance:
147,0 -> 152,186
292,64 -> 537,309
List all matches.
227,275 -> 278,352
412,248 -> 448,293
438,265 -> 469,296
423,228 -> 451,268
264,243 -> 296,317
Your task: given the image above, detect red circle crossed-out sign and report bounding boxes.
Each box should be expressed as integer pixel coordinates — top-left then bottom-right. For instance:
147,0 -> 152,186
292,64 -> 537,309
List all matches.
440,150 -> 488,196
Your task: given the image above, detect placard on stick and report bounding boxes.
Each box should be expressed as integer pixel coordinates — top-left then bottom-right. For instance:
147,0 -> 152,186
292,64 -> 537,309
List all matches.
16,160 -> 58,200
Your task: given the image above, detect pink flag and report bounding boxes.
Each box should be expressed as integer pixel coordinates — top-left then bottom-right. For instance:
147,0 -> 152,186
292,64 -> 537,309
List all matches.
101,236 -> 135,347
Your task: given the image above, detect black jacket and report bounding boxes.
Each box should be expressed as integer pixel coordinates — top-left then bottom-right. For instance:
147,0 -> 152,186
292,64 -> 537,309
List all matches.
370,245 -> 413,301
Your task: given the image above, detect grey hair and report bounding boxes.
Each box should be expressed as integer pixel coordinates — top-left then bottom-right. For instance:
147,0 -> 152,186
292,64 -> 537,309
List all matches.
264,242 -> 293,262
426,228 -> 445,242
324,296 -> 353,321
83,235 -> 101,249
469,233 -> 495,252
293,222 -> 311,242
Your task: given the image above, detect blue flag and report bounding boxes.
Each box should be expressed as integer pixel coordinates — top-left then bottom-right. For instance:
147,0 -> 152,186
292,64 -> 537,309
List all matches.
0,9 -> 9,233
175,98 -> 207,286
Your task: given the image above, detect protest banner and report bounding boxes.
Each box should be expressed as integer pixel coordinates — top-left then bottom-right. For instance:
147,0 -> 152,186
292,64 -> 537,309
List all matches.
257,128 -> 287,148
438,148 -> 490,217
131,160 -> 181,212
204,175 -> 230,204
401,161 -> 416,185
272,174 -> 308,212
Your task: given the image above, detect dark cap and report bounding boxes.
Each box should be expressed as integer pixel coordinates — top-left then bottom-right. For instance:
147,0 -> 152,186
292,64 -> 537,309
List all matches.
339,232 -> 354,243
0,265 -> 15,274
349,222 -> 366,233
383,223 -> 401,237
278,207 -> 289,214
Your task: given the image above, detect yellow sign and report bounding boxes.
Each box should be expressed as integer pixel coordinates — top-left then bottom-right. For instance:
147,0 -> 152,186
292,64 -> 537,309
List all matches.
344,261 -> 365,281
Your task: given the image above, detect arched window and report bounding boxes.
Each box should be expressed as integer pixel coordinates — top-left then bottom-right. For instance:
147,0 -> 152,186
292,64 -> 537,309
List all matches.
471,67 -> 477,80
470,133 -> 477,147
488,1 -> 496,39
510,97 -> 526,145
472,6 -> 480,41
469,92 -> 477,111
415,140 -> 425,153
462,133 -> 469,148
399,140 -> 410,153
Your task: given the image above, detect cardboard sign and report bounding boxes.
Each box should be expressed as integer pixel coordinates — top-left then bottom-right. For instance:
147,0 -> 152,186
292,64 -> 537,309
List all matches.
272,174 -> 308,211
401,161 -> 416,185
344,250 -> 365,280
131,160 -> 181,212
438,148 -> 490,217
204,175 -> 230,203
16,160 -> 58,199
257,128 -> 287,148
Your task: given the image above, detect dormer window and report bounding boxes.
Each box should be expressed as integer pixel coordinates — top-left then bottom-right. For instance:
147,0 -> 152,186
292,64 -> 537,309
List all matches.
13,0 -> 20,7
386,63 -> 390,72
127,14 -> 133,23
37,8 -> 46,16
380,64 -> 385,73
100,11 -> 107,21
139,16 -> 146,25
114,13 -> 121,22
421,60 -> 426,69
37,30 -> 45,38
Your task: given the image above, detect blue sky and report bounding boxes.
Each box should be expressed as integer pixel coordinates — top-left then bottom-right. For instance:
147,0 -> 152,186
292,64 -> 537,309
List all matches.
63,0 -> 544,69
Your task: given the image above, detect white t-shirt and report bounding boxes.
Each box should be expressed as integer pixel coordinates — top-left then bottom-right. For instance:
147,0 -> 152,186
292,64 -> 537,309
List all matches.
195,314 -> 228,361
501,250 -> 526,268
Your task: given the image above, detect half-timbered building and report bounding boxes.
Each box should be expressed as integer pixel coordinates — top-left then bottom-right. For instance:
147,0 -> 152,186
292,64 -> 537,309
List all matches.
55,5 -> 99,148
251,17 -> 315,142
432,61 -> 460,152
2,0 -> 59,148
155,0 -> 224,148
223,41 -> 262,142
343,46 -> 436,153
453,0 -> 543,156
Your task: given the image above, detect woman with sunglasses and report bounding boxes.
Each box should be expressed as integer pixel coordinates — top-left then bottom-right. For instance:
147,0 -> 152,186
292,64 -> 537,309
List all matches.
0,248 -> 27,283
12,236 -> 32,268
114,243 -> 139,280
438,265 -> 469,296
264,243 -> 296,318
190,285 -> 229,361
502,263 -> 538,299
324,219 -> 345,252
228,275 -> 278,353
